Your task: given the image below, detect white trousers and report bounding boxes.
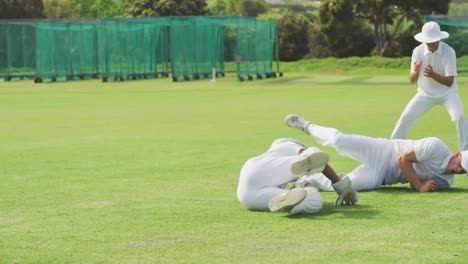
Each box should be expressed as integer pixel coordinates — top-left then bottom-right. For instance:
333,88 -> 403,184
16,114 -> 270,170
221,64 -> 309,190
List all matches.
391,92 -> 468,150
306,124 -> 394,191
237,139 -> 306,211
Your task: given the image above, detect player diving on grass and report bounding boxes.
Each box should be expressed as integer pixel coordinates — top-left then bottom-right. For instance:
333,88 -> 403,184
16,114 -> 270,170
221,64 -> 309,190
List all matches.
285,114 -> 468,193
237,138 -> 358,216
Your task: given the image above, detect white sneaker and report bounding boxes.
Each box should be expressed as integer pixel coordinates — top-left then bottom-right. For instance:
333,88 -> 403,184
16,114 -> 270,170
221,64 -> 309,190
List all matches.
291,147 -> 329,176
268,188 -> 307,212
284,114 -> 311,134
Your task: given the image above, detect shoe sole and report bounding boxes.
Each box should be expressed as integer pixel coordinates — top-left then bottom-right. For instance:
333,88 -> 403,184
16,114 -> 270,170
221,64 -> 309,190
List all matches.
284,114 -> 299,125
284,114 -> 310,134
291,151 -> 329,176
269,188 -> 308,212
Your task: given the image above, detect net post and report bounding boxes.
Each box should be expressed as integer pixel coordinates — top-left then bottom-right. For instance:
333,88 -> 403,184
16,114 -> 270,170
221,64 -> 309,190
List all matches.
211,67 -> 216,82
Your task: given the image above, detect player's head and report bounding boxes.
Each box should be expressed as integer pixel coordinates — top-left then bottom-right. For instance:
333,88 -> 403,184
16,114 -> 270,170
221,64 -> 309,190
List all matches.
447,151 -> 468,174
460,151 -> 468,174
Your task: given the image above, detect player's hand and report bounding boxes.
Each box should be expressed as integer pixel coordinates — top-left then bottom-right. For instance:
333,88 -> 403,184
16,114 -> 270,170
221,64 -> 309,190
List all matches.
336,190 -> 358,205
417,180 -> 439,192
414,61 -> 422,73
424,64 -> 434,78
332,174 -> 358,206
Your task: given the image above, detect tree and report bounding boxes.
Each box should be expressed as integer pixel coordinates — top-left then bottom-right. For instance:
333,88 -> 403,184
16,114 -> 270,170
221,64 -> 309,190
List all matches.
207,0 -> 268,17
0,0 -> 45,19
257,12 -> 282,23
277,11 -> 311,61
380,23 -> 419,57
352,0 -> 451,56
126,0 -> 207,17
305,22 -> 332,58
207,0 -> 228,15
241,0 -> 269,17
80,0 -> 126,19
319,0 -> 374,58
43,0 -> 80,18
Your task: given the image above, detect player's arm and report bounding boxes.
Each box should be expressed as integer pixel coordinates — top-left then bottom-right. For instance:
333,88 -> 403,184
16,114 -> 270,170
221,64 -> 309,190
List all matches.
409,61 -> 422,84
395,148 -> 439,192
423,65 -> 454,87
409,71 -> 419,84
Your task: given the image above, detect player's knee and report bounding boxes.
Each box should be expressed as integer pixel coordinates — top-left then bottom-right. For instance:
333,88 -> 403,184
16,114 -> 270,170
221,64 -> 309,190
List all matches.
320,128 -> 342,147
453,114 -> 467,123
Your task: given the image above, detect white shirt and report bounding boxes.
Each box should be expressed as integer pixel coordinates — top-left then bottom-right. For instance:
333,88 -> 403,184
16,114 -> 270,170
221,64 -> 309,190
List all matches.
388,137 -> 454,187
411,42 -> 458,97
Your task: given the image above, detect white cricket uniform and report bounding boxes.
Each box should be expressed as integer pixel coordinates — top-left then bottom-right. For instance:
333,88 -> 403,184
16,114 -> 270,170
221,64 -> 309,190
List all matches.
237,138 -> 308,211
391,42 -> 468,151
303,124 -> 454,191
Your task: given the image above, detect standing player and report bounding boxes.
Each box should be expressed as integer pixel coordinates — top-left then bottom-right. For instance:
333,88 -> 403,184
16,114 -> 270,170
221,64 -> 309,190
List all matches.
237,138 -> 358,216
390,21 -> 468,151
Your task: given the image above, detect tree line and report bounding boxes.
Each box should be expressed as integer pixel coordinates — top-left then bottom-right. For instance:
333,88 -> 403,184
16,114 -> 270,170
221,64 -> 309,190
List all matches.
0,0 -> 453,60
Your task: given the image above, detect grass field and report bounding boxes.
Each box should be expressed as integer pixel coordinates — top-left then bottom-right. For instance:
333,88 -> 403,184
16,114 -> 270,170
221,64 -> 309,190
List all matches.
1,71 -> 467,263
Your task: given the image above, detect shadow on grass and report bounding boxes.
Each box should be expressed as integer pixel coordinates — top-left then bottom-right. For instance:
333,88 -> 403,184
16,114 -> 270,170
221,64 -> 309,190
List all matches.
248,186 -> 467,219
374,186 -> 468,193
286,202 -> 379,220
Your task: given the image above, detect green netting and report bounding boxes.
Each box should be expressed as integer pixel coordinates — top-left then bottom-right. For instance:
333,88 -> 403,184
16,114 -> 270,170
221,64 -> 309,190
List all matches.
36,21 -> 101,81
71,23 -> 100,77
235,19 -> 276,80
425,15 -> 468,58
0,22 -> 36,80
0,17 -> 279,83
0,24 -> 5,75
170,17 -> 224,81
170,17 -> 278,81
425,15 -> 468,27
101,19 -> 169,81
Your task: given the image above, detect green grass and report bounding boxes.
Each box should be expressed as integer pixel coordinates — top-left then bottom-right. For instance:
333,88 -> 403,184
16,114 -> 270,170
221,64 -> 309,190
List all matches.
281,57 -> 410,75
1,72 -> 467,263
281,55 -> 468,75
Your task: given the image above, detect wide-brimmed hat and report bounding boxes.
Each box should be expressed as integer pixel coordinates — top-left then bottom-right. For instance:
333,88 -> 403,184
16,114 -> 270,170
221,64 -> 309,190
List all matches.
460,151 -> 468,172
414,21 -> 449,43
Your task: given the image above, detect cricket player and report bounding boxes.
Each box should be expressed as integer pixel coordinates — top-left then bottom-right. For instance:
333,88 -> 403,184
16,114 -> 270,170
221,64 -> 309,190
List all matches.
237,138 -> 358,215
390,21 -> 468,151
285,114 -> 468,192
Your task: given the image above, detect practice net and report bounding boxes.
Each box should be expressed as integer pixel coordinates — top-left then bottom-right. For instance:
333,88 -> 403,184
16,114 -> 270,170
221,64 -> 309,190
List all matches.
0,17 -> 280,83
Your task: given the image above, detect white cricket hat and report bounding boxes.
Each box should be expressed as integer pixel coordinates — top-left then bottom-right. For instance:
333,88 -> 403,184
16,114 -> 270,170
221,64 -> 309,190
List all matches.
414,21 -> 449,43
460,151 -> 468,172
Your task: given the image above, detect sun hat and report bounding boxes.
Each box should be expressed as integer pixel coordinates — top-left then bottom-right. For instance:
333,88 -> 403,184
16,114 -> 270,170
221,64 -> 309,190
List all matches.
414,21 -> 449,43
460,151 -> 468,172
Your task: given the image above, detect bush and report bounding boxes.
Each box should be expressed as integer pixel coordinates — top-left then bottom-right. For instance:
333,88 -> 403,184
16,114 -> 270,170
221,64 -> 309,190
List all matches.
383,24 -> 420,57
277,11 -> 311,61
445,30 -> 468,57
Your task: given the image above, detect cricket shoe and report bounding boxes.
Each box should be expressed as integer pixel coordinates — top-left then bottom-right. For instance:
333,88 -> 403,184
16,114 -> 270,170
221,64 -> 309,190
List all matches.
284,114 -> 311,134
291,147 -> 329,176
269,188 -> 308,212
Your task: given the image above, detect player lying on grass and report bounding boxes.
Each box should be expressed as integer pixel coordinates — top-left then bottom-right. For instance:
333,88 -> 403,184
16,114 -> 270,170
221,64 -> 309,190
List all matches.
237,138 -> 358,216
285,114 -> 468,192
